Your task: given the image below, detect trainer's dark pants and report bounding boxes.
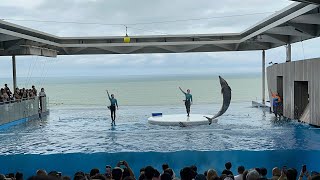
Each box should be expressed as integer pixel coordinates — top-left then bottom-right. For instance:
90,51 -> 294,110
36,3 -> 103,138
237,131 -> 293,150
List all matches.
273,105 -> 278,117
110,105 -> 116,122
185,100 -> 191,115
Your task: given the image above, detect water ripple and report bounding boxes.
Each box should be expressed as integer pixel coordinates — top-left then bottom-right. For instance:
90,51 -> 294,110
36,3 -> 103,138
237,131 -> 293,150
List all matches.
0,102 -> 318,155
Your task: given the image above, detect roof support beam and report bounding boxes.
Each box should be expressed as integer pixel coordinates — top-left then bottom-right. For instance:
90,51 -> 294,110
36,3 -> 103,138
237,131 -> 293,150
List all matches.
0,34 -> 21,42
253,42 -> 272,49
234,43 -> 241,51
256,34 -> 290,44
97,46 -> 144,54
241,4 -> 319,42
213,44 -> 235,51
287,22 -> 318,36
290,0 -> 320,5
0,28 -> 59,47
265,26 -> 313,37
157,45 -> 204,53
290,13 -> 320,24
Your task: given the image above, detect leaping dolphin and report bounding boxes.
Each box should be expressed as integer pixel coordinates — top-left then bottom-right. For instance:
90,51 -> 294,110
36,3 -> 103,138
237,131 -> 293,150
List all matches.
205,76 -> 232,125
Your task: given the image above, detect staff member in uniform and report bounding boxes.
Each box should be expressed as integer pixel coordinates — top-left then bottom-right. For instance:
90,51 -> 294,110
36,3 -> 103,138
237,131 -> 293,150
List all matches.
179,87 -> 193,117
106,90 -> 118,126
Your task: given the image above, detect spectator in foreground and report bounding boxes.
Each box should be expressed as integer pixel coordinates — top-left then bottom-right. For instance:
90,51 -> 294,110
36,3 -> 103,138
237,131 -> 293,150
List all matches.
222,162 -> 233,176
48,171 -> 60,179
180,167 -> 196,180
286,168 -> 298,180
164,168 -> 175,179
36,170 -> 47,176
162,164 -> 169,172
195,174 -> 206,180
112,167 -> 123,180
298,166 -> 312,180
15,172 -> 23,180
242,170 -> 249,180
122,168 -> 131,180
259,168 -> 268,180
144,166 -> 155,180
62,176 -> 71,180
160,173 -> 171,180
271,167 -> 281,180
90,168 -> 100,178
246,170 -> 259,180
207,169 -> 218,180
153,169 -> 160,180
91,174 -> 106,180
74,171 -> 85,180
138,173 -> 145,180
190,165 -> 198,176
139,168 -> 145,175
234,166 -> 245,180
117,161 -> 135,179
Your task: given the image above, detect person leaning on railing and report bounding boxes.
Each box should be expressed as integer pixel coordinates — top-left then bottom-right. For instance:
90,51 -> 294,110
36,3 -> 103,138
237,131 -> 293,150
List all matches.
32,85 -> 37,96
0,88 -> 9,103
14,88 -> 21,101
4,84 -> 12,99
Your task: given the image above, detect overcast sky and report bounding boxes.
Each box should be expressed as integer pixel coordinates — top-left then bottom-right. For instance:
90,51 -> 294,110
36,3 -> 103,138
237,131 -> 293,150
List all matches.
0,0 -> 319,78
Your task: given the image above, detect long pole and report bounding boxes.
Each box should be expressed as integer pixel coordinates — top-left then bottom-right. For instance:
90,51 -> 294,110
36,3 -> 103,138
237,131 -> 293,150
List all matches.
12,55 -> 17,90
262,50 -> 266,105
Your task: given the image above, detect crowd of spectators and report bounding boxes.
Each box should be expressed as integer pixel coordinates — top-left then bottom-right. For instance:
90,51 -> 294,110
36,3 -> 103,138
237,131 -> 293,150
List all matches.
0,84 -> 46,103
0,161 -> 319,180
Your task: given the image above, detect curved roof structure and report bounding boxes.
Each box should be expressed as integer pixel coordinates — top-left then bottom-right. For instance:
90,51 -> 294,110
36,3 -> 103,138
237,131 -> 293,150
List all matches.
0,2 -> 319,57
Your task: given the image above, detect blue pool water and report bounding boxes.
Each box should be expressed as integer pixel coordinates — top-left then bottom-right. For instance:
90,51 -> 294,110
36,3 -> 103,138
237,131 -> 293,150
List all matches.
1,102 -> 320,177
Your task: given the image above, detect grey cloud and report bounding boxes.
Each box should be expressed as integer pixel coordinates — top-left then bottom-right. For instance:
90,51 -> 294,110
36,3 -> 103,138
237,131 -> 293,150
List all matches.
0,0 -> 292,36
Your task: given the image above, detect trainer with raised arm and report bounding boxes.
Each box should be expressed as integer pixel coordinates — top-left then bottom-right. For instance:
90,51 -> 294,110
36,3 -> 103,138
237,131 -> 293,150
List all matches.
179,87 -> 193,117
106,90 -> 118,126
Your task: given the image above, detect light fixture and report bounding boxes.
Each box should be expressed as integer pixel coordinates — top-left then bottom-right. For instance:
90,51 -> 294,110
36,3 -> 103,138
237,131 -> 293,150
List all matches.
123,26 -> 130,43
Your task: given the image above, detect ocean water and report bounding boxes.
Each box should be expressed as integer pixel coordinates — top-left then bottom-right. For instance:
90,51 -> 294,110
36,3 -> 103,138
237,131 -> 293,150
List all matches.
0,75 -> 320,177
30,75 -> 262,106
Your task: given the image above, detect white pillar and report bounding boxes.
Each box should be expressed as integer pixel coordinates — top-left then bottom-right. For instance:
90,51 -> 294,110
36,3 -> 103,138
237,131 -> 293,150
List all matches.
262,50 -> 266,105
286,44 -> 291,62
12,55 -> 17,90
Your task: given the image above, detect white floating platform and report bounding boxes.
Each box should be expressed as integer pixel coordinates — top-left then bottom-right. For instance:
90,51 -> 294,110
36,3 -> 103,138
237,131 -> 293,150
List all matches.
148,114 -> 215,126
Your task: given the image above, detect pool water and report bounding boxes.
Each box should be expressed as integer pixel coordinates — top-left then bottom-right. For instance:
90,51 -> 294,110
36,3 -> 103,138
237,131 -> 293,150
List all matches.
0,102 -> 320,177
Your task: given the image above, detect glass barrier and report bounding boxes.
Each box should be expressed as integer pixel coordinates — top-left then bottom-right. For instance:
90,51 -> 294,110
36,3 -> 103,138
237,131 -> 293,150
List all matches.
0,97 -> 48,125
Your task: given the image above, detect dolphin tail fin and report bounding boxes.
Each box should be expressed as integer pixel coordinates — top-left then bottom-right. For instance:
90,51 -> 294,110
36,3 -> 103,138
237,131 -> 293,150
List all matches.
204,116 -> 213,125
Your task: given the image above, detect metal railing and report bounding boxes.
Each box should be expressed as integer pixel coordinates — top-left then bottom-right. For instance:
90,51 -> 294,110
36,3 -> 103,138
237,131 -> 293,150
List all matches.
0,97 -> 48,126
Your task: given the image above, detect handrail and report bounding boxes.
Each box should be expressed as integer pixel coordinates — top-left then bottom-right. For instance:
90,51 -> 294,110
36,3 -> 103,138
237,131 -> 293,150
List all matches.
0,97 -> 41,105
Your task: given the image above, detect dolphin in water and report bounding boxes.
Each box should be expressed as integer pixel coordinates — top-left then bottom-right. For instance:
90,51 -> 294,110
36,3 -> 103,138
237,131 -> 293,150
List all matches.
205,76 -> 232,125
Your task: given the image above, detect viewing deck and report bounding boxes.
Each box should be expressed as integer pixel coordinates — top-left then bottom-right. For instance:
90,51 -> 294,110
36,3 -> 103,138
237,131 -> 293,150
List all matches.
0,97 -> 49,128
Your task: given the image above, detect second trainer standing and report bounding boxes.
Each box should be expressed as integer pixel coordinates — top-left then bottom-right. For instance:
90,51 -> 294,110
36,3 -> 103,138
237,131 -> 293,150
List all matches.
179,87 -> 193,117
